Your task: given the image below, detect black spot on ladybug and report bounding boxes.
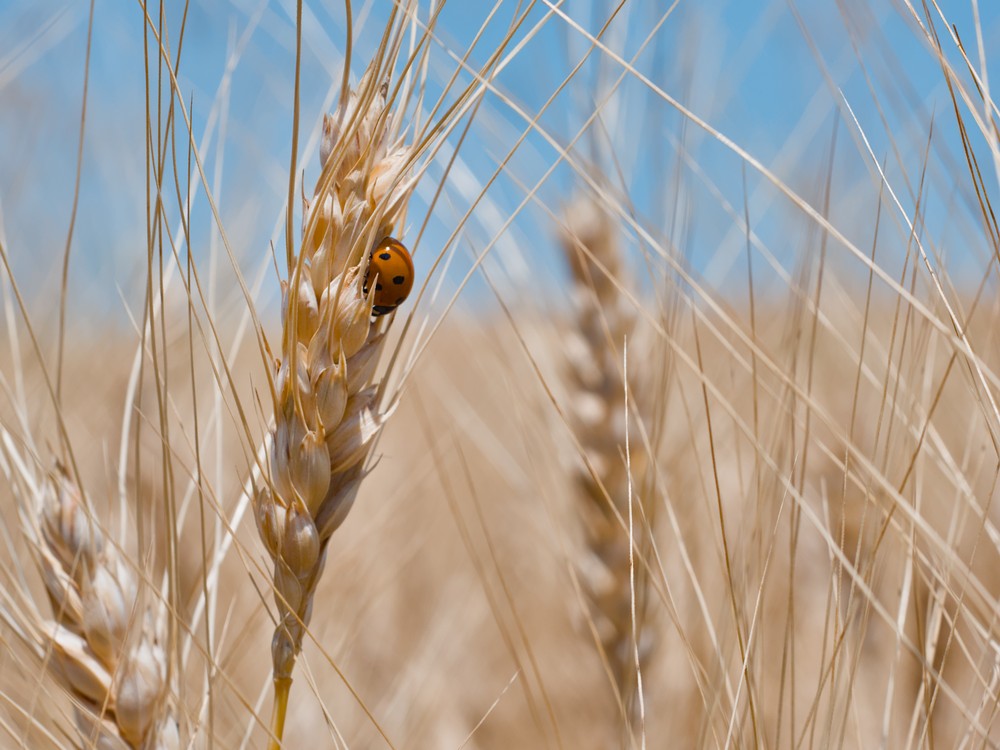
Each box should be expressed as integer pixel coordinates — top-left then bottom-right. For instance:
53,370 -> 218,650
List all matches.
379,252 -> 392,261
393,275 -> 405,285
376,283 -> 383,291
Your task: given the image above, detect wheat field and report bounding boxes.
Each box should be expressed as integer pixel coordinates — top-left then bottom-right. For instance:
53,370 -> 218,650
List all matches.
2,1 -> 1000,748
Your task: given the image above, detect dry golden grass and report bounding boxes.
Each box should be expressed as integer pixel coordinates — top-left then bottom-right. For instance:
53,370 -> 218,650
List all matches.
8,292 -> 1000,748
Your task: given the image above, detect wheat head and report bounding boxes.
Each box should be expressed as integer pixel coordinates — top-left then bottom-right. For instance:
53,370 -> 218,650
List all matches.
252,65 -> 414,745
560,195 -> 654,741
6,463 -> 178,750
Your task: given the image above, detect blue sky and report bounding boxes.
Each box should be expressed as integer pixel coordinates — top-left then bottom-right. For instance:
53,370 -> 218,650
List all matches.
1,1 -> 998,319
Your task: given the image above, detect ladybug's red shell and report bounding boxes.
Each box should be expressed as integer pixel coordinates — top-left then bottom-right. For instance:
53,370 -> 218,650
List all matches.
363,237 -> 414,316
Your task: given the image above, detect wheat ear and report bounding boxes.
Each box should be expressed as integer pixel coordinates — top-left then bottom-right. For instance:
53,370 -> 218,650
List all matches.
253,68 -> 414,748
17,465 -> 178,750
561,197 -> 654,740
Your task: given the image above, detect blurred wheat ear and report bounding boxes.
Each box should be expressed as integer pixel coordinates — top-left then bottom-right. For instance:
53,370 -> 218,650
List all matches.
560,194 -> 657,745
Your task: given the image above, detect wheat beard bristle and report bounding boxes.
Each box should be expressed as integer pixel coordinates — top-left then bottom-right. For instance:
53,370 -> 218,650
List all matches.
33,467 -> 177,750
253,67 -> 414,696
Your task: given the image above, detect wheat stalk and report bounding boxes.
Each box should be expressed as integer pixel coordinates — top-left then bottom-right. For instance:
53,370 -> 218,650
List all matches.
0,455 -> 177,750
560,196 -> 654,743
252,65 -> 414,748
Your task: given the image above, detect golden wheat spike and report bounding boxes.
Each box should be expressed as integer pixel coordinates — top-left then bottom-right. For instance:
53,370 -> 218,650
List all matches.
253,64 -> 416,748
25,467 -> 178,750
560,195 -> 654,743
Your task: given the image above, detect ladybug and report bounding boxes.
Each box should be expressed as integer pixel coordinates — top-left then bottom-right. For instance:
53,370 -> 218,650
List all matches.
363,237 -> 414,316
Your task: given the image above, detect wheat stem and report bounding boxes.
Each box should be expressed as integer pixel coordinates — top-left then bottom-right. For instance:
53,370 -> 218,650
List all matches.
267,676 -> 291,750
